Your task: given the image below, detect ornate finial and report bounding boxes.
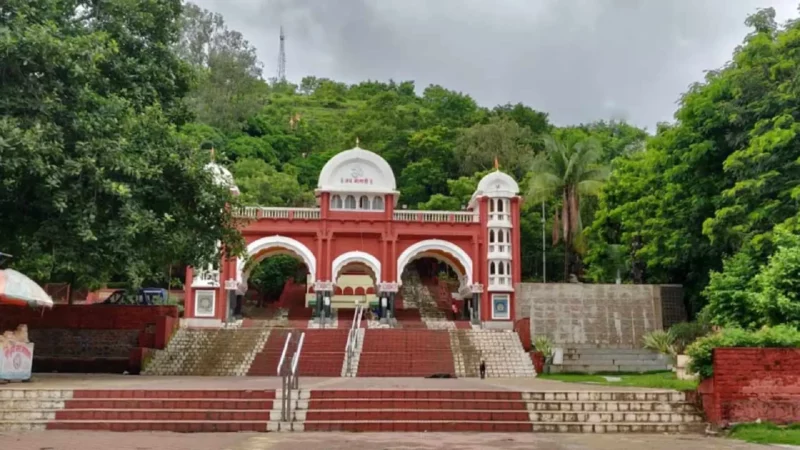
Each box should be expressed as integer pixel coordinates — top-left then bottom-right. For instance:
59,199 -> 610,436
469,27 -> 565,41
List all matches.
210,147 -> 216,161
355,137 -> 360,147
494,156 -> 499,170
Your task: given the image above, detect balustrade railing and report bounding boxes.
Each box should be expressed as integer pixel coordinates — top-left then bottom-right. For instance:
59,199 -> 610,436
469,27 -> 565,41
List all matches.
233,206 -> 480,224
344,305 -> 364,377
278,331 -> 305,422
392,210 -> 478,223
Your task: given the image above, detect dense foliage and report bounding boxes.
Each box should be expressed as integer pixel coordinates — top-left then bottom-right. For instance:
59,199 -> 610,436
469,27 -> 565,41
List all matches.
0,0 -> 242,290
588,8 -> 800,320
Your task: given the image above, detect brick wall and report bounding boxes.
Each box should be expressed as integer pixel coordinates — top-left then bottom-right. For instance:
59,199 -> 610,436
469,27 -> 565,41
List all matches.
515,283 -> 686,347
1,305 -> 179,374
699,348 -> 800,425
0,305 -> 178,330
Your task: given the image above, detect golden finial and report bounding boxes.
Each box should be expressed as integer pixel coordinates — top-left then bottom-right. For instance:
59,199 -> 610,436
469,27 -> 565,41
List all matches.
494,156 -> 499,170
210,147 -> 216,161
356,137 -> 360,147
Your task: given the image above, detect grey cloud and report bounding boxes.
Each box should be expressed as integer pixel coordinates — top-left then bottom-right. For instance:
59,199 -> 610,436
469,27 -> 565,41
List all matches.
191,0 -> 799,130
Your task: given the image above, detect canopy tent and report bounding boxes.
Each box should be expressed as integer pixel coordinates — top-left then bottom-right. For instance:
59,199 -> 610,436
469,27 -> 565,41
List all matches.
0,269 -> 54,308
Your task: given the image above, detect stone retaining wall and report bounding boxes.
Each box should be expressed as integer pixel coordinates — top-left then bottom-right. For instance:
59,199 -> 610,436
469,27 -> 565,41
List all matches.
514,283 -> 686,347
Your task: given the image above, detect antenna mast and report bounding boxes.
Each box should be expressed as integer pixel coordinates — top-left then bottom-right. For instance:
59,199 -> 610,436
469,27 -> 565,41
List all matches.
277,26 -> 286,81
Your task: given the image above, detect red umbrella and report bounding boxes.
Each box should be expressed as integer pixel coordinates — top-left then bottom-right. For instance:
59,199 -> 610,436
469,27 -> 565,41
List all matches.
0,269 -> 54,308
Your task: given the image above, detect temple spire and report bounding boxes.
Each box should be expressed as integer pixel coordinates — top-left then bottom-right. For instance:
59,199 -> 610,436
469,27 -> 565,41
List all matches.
494,156 -> 499,170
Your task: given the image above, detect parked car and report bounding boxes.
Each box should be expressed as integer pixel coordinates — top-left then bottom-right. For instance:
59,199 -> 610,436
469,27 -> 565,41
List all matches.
100,288 -> 167,306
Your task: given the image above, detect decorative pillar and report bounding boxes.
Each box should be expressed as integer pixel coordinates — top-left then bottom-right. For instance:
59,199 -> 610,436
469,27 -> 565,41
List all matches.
470,283 -> 484,324
314,280 -> 334,320
378,281 -> 399,320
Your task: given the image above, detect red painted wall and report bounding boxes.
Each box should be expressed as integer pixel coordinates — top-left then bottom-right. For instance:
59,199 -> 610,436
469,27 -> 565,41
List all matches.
699,348 -> 800,425
0,305 -> 178,331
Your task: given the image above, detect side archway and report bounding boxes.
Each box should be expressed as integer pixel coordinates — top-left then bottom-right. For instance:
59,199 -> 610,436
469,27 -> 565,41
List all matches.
396,239 -> 473,286
236,235 -> 317,284
331,251 -> 381,284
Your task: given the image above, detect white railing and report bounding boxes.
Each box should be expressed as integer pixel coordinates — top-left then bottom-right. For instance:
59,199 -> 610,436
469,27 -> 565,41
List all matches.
488,244 -> 511,255
344,305 -> 364,376
392,210 -> 478,223
233,206 -> 321,220
488,212 -> 511,223
488,275 -> 513,289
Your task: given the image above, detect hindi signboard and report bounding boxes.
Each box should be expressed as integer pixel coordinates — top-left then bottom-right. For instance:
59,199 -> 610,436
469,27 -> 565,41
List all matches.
0,342 -> 34,381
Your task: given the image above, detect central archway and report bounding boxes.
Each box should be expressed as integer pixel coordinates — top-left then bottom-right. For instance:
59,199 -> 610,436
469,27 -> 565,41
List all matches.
332,251 -> 381,284
396,239 -> 473,286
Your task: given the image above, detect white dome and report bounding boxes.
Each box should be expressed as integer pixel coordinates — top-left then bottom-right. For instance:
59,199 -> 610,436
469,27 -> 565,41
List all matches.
476,170 -> 519,197
205,162 -> 240,195
317,146 -> 397,194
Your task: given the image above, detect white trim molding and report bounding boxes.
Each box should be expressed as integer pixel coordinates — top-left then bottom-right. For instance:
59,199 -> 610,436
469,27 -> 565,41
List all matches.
396,239 -> 473,286
331,250 -> 382,283
237,235 -> 317,284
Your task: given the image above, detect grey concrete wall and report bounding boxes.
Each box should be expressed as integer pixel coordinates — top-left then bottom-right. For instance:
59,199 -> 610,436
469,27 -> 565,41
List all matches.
515,283 -> 683,348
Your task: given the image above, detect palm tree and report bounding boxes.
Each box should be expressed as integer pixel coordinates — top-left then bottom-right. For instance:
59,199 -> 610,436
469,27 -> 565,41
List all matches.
527,136 -> 609,280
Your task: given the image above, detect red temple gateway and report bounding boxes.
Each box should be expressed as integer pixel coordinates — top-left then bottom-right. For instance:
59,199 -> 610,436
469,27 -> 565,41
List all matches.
184,145 -> 521,328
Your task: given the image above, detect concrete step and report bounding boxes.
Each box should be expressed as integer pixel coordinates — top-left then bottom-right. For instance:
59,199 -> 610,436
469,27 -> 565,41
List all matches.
528,411 -> 704,423
550,364 -> 670,373
296,420 -> 703,433
46,420 -> 269,432
527,401 -> 696,413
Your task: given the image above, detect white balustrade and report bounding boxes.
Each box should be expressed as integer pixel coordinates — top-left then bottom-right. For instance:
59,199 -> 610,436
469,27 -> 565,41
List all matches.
488,243 -> 511,255
488,275 -> 512,290
233,206 -> 320,220
392,210 -> 478,223
233,206 -> 478,223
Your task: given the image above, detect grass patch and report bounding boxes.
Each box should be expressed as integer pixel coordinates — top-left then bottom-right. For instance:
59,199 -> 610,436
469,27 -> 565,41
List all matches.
728,422 -> 800,445
538,371 -> 699,391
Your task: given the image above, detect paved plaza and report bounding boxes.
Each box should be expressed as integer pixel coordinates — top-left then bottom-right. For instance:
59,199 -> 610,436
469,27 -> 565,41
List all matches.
0,430 -> 778,450
4,373 -> 677,392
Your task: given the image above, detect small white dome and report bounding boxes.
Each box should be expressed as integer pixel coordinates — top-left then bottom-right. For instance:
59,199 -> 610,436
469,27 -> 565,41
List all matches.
205,162 -> 240,195
317,146 -> 397,194
476,170 -> 519,197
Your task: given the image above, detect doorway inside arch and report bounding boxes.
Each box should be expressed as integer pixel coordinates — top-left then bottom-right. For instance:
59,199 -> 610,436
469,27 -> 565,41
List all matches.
398,257 -> 471,326
243,254 -> 310,321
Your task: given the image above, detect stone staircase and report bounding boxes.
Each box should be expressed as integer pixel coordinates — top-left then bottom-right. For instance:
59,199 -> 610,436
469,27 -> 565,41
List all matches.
275,389 -> 704,433
247,329 -> 348,377
357,329 -> 456,377
554,347 -> 671,374
1,388 -> 705,433
4,389 -> 278,432
142,328 -> 270,376
450,330 -> 536,377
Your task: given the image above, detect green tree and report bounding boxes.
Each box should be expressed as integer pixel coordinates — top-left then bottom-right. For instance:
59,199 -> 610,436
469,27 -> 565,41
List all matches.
0,0 -> 241,289
178,2 -> 269,131
231,158 -> 314,207
454,118 -> 536,179
527,136 -> 609,279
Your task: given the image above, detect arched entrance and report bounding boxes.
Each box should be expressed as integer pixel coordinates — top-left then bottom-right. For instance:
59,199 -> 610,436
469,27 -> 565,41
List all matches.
396,239 -> 473,286
395,239 -> 476,321
330,251 -> 380,310
236,236 -> 317,317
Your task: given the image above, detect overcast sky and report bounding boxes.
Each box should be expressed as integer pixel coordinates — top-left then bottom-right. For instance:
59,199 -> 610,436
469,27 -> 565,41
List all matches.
191,0 -> 798,130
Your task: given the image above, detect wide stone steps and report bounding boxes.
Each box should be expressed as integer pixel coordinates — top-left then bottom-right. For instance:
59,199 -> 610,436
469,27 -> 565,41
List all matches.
555,348 -> 671,374
47,420 -> 268,432
271,389 -> 705,434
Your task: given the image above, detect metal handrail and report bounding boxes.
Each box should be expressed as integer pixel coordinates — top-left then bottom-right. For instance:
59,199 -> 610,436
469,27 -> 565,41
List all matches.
290,332 -> 305,389
276,331 -> 293,376
345,305 -> 364,376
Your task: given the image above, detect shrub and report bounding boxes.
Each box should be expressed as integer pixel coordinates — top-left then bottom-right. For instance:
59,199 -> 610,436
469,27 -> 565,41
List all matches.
642,330 -> 675,356
533,336 -> 554,358
669,321 -> 711,355
686,325 -> 800,379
